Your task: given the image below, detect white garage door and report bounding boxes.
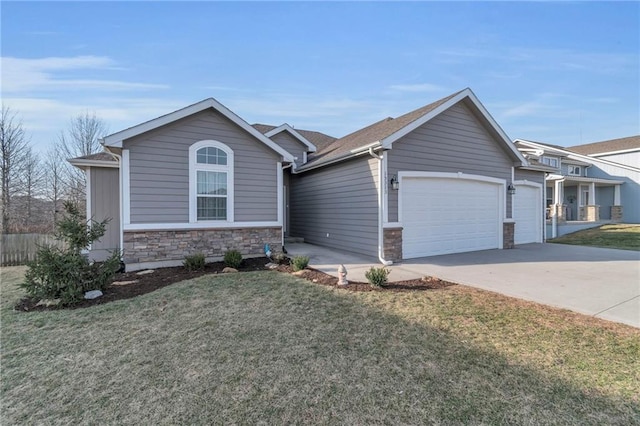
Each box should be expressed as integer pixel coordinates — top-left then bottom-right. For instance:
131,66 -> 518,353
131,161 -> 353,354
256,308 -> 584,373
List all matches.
401,176 -> 502,258
513,183 -> 542,244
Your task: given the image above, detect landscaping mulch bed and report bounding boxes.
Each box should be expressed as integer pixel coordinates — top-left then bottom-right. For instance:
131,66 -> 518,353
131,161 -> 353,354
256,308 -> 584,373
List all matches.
15,257 -> 456,312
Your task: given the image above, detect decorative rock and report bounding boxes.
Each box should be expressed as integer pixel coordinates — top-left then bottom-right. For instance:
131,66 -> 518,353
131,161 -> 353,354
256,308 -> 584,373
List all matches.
112,280 -> 138,286
136,269 -> 155,275
222,267 -> 238,273
84,290 -> 103,300
36,299 -> 61,307
292,270 -> 306,276
265,262 -> 279,269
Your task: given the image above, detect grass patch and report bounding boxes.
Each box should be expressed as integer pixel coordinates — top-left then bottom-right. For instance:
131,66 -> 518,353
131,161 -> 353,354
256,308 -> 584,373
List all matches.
549,224 -> 640,251
2,266 -> 639,424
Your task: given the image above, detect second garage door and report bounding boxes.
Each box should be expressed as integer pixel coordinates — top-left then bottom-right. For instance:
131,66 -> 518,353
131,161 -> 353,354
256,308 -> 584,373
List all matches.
401,175 -> 503,259
513,182 -> 543,244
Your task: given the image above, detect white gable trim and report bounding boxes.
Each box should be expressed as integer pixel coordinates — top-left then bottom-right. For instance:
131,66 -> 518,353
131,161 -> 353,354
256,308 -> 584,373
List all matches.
101,98 -> 295,162
68,159 -> 119,169
515,139 -> 640,173
380,88 -> 527,166
265,124 -> 317,152
591,147 -> 640,157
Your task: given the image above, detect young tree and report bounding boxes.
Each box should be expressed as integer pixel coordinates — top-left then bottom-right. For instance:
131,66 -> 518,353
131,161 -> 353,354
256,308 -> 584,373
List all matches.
43,147 -> 65,229
56,111 -> 108,206
21,148 -> 44,230
0,106 -> 29,233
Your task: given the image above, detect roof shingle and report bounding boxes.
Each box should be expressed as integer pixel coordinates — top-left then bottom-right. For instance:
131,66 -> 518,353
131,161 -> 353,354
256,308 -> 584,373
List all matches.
567,135 -> 640,155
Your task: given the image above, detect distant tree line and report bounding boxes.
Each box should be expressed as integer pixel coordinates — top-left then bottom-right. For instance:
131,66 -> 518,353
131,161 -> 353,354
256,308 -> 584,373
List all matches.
0,106 -> 107,234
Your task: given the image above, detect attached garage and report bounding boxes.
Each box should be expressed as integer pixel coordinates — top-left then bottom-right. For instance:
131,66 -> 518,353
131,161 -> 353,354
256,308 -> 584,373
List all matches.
399,172 -> 505,258
513,181 -> 543,244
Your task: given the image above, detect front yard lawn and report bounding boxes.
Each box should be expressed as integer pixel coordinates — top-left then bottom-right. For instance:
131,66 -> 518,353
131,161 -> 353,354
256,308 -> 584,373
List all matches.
2,266 -> 639,424
549,223 -> 640,251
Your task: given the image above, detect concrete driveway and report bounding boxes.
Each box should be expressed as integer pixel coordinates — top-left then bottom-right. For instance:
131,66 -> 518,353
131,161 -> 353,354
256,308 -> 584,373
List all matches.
286,242 -> 640,328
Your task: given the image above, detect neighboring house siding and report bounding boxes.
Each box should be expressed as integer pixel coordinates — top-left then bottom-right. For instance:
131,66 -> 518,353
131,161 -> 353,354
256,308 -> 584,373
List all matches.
387,102 -> 515,222
90,167 -> 120,261
290,156 -> 379,257
125,109 -> 280,223
584,164 -> 640,223
593,152 -> 640,169
270,132 -> 307,168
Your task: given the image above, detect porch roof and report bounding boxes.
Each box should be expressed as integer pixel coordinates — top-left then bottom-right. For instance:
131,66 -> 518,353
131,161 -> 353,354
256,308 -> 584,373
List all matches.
548,174 -> 624,185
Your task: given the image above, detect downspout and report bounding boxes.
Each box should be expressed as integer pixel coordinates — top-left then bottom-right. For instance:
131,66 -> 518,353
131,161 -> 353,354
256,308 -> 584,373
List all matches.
281,163 -> 293,249
551,177 -> 565,239
368,147 -> 393,266
105,149 -> 124,257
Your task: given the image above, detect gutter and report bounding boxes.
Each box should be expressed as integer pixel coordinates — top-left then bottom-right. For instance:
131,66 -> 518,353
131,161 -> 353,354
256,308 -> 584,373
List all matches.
294,142 -> 382,174
368,147 -> 393,266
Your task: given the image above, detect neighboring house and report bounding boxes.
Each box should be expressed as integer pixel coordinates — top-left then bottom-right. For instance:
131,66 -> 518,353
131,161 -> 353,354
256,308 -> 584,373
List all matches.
514,138 -> 640,237
71,88 -> 547,270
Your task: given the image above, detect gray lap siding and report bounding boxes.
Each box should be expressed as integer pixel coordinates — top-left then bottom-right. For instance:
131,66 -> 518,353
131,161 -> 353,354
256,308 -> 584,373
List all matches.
387,102 -> 516,222
126,109 -> 279,224
290,156 -> 379,257
270,132 -> 308,169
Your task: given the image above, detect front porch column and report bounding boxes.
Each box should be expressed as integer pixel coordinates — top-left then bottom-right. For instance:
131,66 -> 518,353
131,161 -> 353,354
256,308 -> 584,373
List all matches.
611,185 -> 623,222
553,180 -> 566,222
586,182 -> 599,221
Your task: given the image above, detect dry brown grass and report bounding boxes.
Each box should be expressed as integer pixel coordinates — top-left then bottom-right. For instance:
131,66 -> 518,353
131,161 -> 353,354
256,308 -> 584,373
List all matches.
2,266 -> 639,424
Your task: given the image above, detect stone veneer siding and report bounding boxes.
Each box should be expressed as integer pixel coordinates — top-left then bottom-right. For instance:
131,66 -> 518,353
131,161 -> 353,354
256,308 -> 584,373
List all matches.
383,227 -> 403,262
503,222 -> 515,249
611,206 -> 623,222
123,227 -> 281,265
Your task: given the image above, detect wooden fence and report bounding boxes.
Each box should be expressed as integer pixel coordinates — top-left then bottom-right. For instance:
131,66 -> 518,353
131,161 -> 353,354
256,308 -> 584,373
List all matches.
1,234 -> 66,266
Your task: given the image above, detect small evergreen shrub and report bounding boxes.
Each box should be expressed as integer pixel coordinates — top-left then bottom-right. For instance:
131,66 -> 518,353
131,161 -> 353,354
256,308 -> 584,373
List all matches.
292,255 -> 310,272
224,249 -> 243,269
365,266 -> 390,287
184,252 -> 206,271
21,201 -> 121,306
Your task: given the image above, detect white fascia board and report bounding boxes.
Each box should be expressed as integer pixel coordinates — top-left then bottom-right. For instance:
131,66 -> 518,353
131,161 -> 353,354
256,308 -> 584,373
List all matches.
294,142 -> 382,173
102,98 -> 295,163
591,148 -> 640,157
516,139 -> 640,173
68,159 -> 119,169
265,124 -> 317,152
381,88 -> 527,166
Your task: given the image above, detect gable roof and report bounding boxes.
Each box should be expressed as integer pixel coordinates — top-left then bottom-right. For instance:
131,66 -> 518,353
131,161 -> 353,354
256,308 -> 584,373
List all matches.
253,124 -> 337,151
260,123 -> 317,152
567,135 -> 640,156
515,139 -> 640,173
101,98 -> 295,162
300,88 -> 526,170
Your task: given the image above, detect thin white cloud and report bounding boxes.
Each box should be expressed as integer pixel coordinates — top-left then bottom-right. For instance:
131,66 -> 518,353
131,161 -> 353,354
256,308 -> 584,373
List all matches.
1,56 -> 168,92
388,83 -> 446,93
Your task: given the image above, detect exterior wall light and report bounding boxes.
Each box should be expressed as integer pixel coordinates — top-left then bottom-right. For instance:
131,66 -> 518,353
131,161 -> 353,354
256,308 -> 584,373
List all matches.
390,175 -> 399,190
507,184 -> 516,195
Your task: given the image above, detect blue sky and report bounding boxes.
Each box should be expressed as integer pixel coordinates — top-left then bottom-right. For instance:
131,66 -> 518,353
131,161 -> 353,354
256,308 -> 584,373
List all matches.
2,1 -> 639,154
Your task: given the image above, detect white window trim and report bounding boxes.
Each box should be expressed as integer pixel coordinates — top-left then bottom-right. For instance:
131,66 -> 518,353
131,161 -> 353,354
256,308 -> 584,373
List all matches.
541,156 -> 558,168
568,165 -> 581,176
189,140 -> 234,223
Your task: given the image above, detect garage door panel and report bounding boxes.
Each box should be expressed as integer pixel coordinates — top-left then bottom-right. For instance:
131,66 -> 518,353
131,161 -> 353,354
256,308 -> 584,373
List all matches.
514,184 -> 542,244
402,177 -> 501,258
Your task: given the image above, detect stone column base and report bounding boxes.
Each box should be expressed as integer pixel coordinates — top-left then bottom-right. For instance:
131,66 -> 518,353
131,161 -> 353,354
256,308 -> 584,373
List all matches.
553,204 -> 567,223
383,227 -> 403,262
611,205 -> 623,222
585,205 -> 600,222
503,222 -> 515,249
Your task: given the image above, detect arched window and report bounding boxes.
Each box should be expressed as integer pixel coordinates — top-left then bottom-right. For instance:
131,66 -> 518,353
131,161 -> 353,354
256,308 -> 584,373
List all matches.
189,140 -> 234,222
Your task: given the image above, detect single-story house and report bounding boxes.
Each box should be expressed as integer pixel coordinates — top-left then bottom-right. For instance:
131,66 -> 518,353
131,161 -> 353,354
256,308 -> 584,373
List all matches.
71,88 -> 547,271
514,137 -> 640,237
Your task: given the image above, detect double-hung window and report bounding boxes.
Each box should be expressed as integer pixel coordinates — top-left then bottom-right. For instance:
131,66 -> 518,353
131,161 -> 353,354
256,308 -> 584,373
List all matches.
189,141 -> 234,222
